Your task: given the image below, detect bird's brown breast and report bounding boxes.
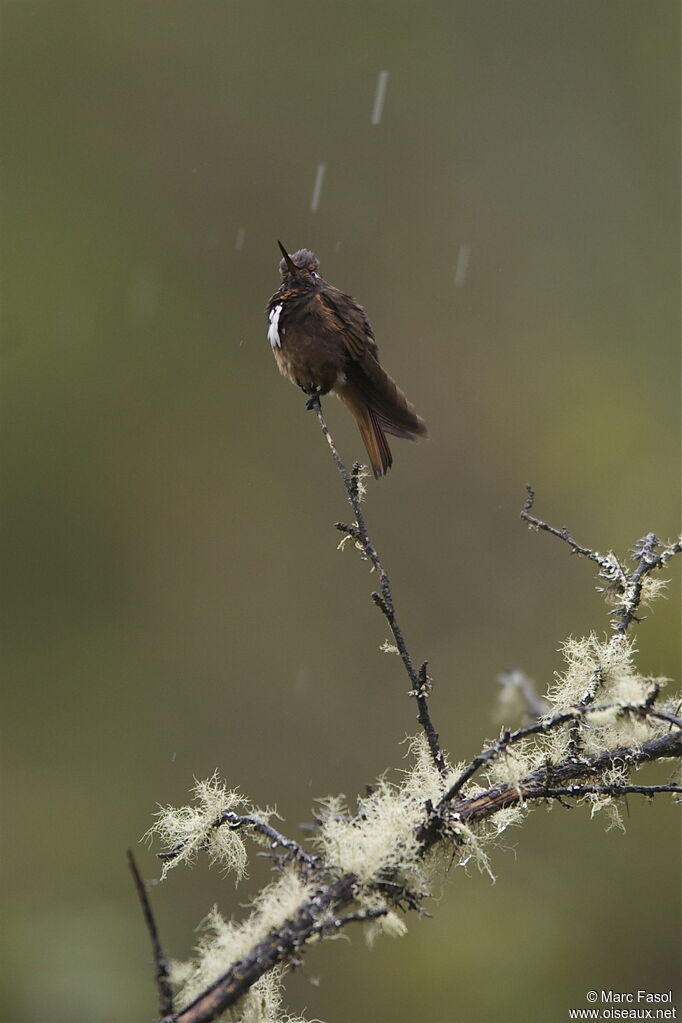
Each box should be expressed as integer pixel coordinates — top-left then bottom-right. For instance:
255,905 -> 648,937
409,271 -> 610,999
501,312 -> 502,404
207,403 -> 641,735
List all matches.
269,291 -> 351,395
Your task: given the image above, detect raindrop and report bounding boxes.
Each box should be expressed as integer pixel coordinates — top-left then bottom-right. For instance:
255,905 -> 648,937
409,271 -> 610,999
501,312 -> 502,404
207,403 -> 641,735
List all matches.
310,162 -> 326,213
454,244 -> 471,287
235,227 -> 246,250
371,70 -> 389,125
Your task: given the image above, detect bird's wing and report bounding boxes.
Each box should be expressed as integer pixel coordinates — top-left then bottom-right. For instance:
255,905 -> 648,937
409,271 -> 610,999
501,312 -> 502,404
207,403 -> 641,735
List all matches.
315,287 -> 426,441
316,289 -> 378,363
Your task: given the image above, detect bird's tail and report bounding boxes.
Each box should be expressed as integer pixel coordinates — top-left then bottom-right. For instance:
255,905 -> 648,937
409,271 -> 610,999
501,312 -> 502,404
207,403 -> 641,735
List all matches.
336,386 -> 393,477
336,362 -> 426,478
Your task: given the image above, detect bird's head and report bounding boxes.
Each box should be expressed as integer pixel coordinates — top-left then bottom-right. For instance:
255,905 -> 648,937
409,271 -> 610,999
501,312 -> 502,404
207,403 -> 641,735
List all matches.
277,241 -> 321,287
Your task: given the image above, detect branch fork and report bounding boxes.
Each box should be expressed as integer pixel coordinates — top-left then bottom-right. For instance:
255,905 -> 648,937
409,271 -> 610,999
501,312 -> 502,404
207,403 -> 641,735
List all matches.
132,430 -> 681,1023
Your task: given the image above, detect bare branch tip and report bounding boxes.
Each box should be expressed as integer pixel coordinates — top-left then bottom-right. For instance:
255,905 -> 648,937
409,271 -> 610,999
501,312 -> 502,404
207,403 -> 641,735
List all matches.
127,849 -> 174,1017
522,484 -> 535,515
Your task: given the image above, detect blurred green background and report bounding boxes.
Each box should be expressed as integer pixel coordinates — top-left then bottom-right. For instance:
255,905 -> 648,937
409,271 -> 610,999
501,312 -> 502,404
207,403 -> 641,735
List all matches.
2,2 -> 679,1021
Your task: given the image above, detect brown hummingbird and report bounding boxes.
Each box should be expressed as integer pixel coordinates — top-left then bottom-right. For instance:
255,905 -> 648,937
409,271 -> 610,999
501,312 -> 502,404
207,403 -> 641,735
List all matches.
266,242 -> 427,477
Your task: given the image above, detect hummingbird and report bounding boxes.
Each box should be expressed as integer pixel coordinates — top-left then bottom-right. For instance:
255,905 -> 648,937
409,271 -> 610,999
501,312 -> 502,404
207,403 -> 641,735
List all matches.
266,242 -> 427,477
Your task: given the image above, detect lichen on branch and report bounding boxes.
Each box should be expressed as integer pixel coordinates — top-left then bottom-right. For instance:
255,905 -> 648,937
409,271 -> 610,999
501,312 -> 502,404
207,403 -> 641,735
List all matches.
133,431 -> 681,1023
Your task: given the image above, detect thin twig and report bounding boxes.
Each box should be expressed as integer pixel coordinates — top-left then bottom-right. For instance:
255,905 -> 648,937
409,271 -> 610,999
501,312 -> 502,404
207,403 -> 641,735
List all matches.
439,700 -> 682,807
566,665 -> 606,754
127,849 -> 174,1018
311,399 -> 446,775
612,532 -> 681,635
157,812 -> 320,875
413,729 -> 682,854
521,487 -> 682,636
521,486 -> 616,572
220,812 -> 320,873
450,730 -> 681,826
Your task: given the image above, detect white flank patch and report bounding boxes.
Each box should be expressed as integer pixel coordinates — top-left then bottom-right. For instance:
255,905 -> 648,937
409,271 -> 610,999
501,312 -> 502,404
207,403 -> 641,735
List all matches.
268,304 -> 283,348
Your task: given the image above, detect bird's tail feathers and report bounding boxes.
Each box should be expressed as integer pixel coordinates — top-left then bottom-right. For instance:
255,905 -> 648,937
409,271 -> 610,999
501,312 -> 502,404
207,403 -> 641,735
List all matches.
336,385 -> 393,478
345,360 -> 427,441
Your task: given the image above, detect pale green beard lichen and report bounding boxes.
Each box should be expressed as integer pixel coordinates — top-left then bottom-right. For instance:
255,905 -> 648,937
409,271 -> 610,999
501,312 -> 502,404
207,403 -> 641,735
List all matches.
315,736 -> 459,892
146,612 -> 678,1023
637,575 -> 669,607
146,772 -> 252,881
173,870 -> 314,1021
545,633 -> 668,752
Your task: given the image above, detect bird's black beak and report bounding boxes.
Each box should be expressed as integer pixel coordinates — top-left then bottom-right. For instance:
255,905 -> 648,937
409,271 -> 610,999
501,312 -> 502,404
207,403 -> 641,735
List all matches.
277,240 -> 299,276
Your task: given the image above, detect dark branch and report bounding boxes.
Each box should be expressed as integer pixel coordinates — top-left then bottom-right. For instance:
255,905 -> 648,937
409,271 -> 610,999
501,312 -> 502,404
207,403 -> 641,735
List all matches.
441,700 -> 682,808
312,401 -> 446,776
157,812 -> 320,878
522,783 -> 682,800
521,486 -> 682,636
140,475 -> 681,1022
161,726 -> 680,1023
220,812 -> 320,873
416,729 -> 681,853
452,730 -> 681,825
521,486 -> 617,572
128,849 -> 174,1018
168,875 -> 359,1023
612,532 -> 681,636
309,904 -> 389,939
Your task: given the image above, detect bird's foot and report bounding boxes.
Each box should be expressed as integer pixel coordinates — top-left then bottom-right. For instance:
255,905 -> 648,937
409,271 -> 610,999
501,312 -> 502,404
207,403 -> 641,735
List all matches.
305,392 -> 322,412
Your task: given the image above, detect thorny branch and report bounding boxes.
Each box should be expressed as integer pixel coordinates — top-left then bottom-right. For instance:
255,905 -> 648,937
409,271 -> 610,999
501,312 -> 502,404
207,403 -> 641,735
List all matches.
440,701 -> 682,808
138,452 -> 681,1023
521,484 -> 681,755
520,485 -> 617,571
521,485 -> 682,635
312,398 -> 446,776
521,783 -> 681,799
153,728 -> 680,1023
157,812 -> 320,875
128,850 -> 174,1019
431,730 -> 681,840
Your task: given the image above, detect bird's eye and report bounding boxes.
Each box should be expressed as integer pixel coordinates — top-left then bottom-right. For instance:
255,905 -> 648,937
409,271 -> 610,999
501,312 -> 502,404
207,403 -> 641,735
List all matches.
310,271 -> 318,278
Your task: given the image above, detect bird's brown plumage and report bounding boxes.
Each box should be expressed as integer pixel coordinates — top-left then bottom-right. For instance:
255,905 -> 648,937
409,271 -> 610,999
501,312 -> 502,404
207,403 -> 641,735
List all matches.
267,245 -> 426,477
